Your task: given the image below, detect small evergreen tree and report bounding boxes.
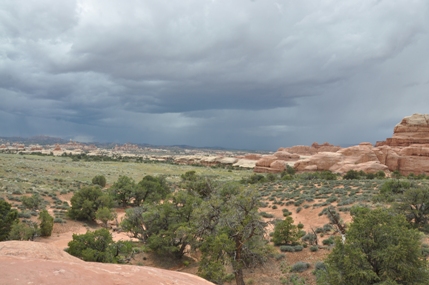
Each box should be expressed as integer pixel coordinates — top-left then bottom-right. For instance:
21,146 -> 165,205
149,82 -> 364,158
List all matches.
196,185 -> 269,285
92,175 -> 107,187
66,228 -> 132,263
134,175 -> 170,206
95,207 -> 116,228
272,216 -> 300,246
68,186 -> 113,221
393,186 -> 429,231
39,209 -> 54,237
109,175 -> 136,207
144,190 -> 202,258
0,200 -> 19,241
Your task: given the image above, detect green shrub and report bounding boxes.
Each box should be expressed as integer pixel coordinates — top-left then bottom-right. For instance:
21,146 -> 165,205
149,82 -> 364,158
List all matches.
39,209 -> 54,237
68,186 -> 113,221
9,221 -> 39,241
280,245 -> 295,252
421,243 -> 429,259
322,236 -> 335,245
53,218 -> 64,223
290,261 -> 310,272
293,245 -> 303,252
314,261 -> 326,271
0,200 -> 19,241
302,233 -> 317,245
272,216 -> 300,246
323,224 -> 333,232
343,170 -> 360,180
274,253 -> 286,260
260,212 -> 274,218
310,245 -> 318,252
66,228 -> 132,263
92,175 -> 107,187
18,212 -> 31,219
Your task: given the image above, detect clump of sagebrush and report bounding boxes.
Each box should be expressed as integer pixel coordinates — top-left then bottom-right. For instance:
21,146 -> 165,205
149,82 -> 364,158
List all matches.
290,261 -> 310,273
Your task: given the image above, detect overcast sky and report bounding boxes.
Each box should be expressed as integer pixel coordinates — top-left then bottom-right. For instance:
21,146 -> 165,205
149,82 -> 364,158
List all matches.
1,0 -> 429,150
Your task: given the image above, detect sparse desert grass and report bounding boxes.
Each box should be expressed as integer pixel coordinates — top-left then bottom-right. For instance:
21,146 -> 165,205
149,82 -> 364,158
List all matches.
0,153 -> 252,200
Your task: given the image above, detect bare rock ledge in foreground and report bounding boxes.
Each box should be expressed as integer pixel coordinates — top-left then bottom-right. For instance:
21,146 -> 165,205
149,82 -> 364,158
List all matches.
0,241 -> 214,285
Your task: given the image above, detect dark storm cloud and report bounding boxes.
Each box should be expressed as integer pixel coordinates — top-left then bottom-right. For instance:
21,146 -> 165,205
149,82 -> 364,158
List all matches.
1,0 -> 429,149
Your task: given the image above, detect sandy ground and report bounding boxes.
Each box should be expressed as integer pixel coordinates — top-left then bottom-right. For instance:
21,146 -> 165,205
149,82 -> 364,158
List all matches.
37,208 -> 136,249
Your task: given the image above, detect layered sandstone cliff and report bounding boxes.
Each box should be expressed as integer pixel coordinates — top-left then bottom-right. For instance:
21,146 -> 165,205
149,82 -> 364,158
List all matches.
376,113 -> 429,147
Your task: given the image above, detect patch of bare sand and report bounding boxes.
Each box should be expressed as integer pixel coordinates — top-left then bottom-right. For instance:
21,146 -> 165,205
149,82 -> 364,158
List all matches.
260,199 -> 353,234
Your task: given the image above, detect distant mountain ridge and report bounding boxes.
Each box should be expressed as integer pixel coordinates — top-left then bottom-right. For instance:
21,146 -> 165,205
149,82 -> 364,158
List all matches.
0,135 -> 259,152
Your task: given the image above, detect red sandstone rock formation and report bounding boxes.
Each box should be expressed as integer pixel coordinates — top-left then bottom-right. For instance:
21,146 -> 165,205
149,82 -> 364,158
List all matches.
244,153 -> 262,160
376,113 -> 429,147
270,160 -> 287,171
293,115 -> 429,175
294,144 -> 390,174
294,152 -> 343,172
373,145 -> 401,171
254,155 -> 281,173
280,142 -> 341,156
311,142 -> 342,152
273,151 -> 300,161
279,145 -> 316,156
255,155 -> 278,167
255,142 -> 340,173
0,241 -> 214,285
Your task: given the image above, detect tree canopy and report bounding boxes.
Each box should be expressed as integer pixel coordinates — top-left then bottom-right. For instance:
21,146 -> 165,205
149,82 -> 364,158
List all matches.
272,216 -> 300,246
92,175 -> 107,188
119,174 -> 269,285
39,209 -> 54,237
195,185 -> 269,285
68,186 -> 113,221
66,228 -> 132,263
0,200 -> 19,241
317,207 -> 429,285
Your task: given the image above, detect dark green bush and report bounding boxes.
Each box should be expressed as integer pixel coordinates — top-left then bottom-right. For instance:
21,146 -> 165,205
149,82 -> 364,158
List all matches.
92,175 -> 107,187
322,236 -> 335,245
260,212 -> 274,218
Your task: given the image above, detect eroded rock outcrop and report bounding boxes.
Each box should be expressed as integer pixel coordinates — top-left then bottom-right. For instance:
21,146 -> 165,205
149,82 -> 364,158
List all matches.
255,142 -> 341,173
279,142 -> 341,156
0,241 -> 214,285
294,143 -> 389,174
292,114 -> 429,175
376,113 -> 429,147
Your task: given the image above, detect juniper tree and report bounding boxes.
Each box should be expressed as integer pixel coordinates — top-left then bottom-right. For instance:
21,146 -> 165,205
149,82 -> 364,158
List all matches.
317,207 -> 429,285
